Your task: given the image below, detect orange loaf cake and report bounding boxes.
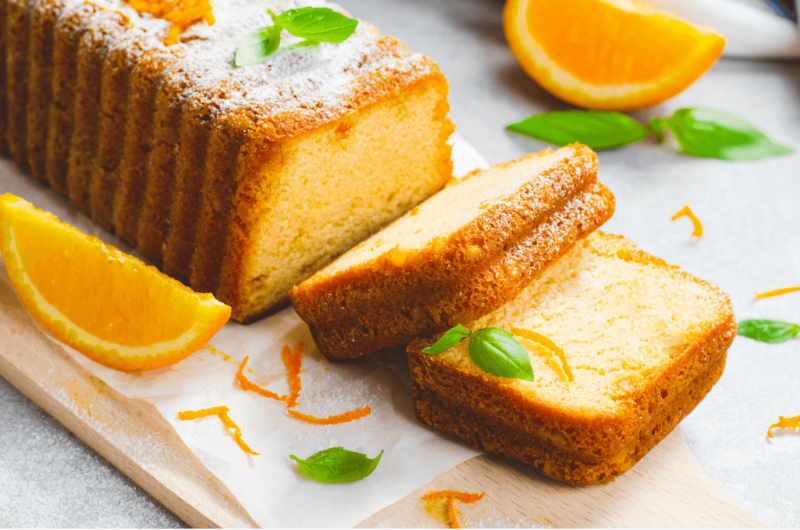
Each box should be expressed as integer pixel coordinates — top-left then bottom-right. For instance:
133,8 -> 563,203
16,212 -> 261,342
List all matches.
291,145 -> 615,361
408,232 -> 735,485
1,0 -> 453,322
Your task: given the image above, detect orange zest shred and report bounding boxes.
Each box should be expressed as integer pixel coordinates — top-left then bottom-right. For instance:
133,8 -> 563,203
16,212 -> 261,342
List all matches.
422,490 -> 485,529
236,356 -> 288,402
239,342 -> 371,425
511,327 -> 574,382
177,405 -> 259,455
755,286 -> 800,299
447,496 -> 460,529
671,206 -> 703,237
122,0 -> 215,45
767,415 -> 800,438
287,406 -> 371,425
281,343 -> 304,408
422,490 -> 485,503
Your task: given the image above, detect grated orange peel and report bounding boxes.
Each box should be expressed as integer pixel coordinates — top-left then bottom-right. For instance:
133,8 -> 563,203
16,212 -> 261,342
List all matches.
178,406 -> 258,455
767,415 -> 800,438
511,327 -> 574,382
236,356 -> 288,403
422,490 -> 485,529
755,286 -> 800,300
237,341 -> 371,425
503,0 -> 725,110
672,205 -> 703,237
0,194 -> 230,372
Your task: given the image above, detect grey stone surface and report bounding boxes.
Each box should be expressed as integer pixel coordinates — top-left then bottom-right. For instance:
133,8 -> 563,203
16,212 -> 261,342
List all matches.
1,0 -> 799,526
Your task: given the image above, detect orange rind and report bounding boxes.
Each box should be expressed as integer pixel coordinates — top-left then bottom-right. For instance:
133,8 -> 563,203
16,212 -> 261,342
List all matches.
0,194 -> 230,371
503,0 -> 725,110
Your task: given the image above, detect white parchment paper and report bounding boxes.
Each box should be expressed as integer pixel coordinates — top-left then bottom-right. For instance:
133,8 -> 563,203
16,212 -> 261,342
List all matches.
0,134 -> 486,528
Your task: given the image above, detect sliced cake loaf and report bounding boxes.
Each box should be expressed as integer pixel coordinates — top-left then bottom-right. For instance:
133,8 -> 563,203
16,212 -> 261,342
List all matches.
408,231 -> 735,485
2,0 -> 453,322
290,144 -> 615,360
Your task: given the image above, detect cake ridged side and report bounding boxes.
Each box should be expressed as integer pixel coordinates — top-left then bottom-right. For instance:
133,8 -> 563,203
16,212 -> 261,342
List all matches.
187,111 -> 248,294
89,31 -> 133,230
26,0 -> 62,181
67,16 -> 117,212
134,70 -> 185,265
162,93 -> 215,281
112,48 -> 160,246
0,0 -> 8,155
47,3 -> 92,194
5,0 -> 33,167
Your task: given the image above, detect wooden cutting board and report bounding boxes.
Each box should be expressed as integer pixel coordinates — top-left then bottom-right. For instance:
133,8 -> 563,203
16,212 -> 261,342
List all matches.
0,270 -> 765,528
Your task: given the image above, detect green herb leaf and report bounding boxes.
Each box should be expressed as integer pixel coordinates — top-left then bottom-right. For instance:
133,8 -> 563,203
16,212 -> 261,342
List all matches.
650,108 -> 794,161
506,110 -> 651,151
271,7 -> 358,43
289,447 -> 383,483
468,327 -> 534,381
423,324 -> 471,355
738,319 -> 800,344
234,25 -> 282,67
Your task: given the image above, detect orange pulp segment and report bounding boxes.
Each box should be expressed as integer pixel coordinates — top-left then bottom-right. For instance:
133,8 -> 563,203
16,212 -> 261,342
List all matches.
504,0 -> 725,110
0,194 -> 230,371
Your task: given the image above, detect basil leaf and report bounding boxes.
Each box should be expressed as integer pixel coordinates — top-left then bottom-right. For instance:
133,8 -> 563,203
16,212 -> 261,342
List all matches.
234,25 -> 282,67
290,447 -> 383,483
468,327 -> 534,381
738,319 -> 800,344
650,108 -> 794,161
271,7 -> 358,43
506,110 -> 650,151
423,324 -> 471,355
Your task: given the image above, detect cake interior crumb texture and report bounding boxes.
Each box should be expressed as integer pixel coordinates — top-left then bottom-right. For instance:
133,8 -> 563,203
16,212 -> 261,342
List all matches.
409,231 -> 736,485
291,145 -> 615,360
1,0 -> 453,322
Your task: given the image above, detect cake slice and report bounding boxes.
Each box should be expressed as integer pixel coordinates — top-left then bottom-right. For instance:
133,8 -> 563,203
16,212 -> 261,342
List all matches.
290,144 -> 615,360
408,231 -> 735,485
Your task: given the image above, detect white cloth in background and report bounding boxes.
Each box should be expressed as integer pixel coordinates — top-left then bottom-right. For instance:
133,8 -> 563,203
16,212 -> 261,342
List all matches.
639,0 -> 800,58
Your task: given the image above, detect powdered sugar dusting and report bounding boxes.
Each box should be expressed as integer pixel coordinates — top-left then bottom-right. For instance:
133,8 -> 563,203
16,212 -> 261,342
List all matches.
74,0 -> 432,125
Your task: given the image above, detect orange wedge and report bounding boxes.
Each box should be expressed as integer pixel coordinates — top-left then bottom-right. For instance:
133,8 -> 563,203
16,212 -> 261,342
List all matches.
0,194 -> 230,371
504,0 -> 725,110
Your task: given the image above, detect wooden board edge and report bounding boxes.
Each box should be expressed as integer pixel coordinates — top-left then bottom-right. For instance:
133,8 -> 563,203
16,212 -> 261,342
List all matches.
0,276 -> 259,529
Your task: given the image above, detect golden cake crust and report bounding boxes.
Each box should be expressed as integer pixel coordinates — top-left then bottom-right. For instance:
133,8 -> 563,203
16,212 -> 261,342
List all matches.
290,145 -> 615,360
407,231 -> 736,484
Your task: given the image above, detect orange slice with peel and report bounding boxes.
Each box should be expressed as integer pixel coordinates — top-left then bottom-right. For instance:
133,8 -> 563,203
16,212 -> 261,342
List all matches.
0,194 -> 230,371
504,0 -> 725,110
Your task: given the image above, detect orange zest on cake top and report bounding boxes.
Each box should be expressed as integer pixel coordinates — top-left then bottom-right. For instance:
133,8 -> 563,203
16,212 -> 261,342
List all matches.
767,415 -> 800,438
237,356 -> 289,403
755,286 -> 800,299
124,0 -> 215,45
672,205 -> 703,237
178,406 -> 259,455
512,327 -> 574,382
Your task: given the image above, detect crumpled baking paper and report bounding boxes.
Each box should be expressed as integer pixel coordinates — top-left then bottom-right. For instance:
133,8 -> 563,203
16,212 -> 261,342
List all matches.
0,133 -> 486,528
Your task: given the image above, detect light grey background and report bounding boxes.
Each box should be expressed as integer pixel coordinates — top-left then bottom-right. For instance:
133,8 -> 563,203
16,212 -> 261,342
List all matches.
1,0 -> 799,526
